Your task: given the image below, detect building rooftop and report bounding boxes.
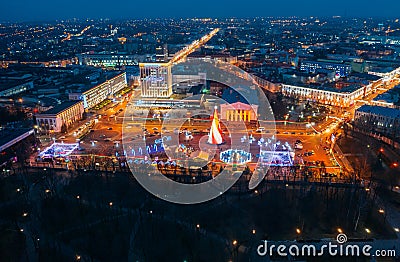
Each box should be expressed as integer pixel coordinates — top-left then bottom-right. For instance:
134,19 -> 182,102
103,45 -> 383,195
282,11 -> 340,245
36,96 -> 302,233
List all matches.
223,102 -> 256,110
373,93 -> 395,104
351,72 -> 380,81
302,60 -> 350,66
0,128 -> 34,152
0,72 -> 33,92
79,71 -> 123,93
222,87 -> 258,105
38,101 -> 82,115
357,105 -> 400,118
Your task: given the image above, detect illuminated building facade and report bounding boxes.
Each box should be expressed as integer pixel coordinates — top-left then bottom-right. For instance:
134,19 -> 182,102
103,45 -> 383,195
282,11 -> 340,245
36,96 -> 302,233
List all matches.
69,72 -> 127,109
300,61 -> 352,77
354,105 -> 400,135
36,101 -> 84,133
220,102 -> 258,122
139,63 -> 172,98
281,84 -> 370,107
251,74 -> 282,93
77,53 -> 141,67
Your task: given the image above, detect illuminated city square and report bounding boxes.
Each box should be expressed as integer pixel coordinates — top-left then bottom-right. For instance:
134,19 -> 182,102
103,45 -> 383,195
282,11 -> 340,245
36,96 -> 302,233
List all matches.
0,3 -> 400,261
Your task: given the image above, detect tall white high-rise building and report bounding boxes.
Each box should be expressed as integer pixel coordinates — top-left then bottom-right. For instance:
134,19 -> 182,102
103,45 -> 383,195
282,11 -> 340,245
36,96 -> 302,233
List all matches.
139,28 -> 220,98
139,63 -> 172,98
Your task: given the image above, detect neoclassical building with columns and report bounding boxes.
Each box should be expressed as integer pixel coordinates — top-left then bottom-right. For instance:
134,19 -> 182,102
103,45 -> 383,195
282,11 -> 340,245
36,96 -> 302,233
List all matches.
220,102 -> 258,122
36,101 -> 84,133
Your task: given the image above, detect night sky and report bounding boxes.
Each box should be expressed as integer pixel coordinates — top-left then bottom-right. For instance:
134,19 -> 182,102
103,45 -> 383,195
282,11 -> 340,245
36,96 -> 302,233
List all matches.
1,0 -> 400,21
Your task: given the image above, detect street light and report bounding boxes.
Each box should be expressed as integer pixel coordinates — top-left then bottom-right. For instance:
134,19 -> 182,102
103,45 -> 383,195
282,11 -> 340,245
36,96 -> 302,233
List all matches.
337,228 -> 343,234
365,228 -> 371,234
296,228 -> 301,234
232,240 -> 238,246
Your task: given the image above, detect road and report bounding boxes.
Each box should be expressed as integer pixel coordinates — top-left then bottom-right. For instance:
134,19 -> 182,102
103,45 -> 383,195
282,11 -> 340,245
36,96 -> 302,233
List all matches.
36,93 -> 342,178
36,64 -> 400,181
169,28 -> 220,64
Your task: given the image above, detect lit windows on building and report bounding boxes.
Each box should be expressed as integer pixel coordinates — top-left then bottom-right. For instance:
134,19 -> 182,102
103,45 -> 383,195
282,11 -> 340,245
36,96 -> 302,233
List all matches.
300,61 -> 352,77
36,101 -> 84,133
220,102 -> 258,122
139,63 -> 172,98
281,84 -> 368,107
355,105 -> 400,135
69,72 -> 127,109
77,53 -> 140,67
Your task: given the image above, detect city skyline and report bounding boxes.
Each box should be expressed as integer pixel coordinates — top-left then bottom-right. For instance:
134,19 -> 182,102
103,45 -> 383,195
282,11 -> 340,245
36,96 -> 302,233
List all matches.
1,12 -> 400,260
2,0 -> 400,22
